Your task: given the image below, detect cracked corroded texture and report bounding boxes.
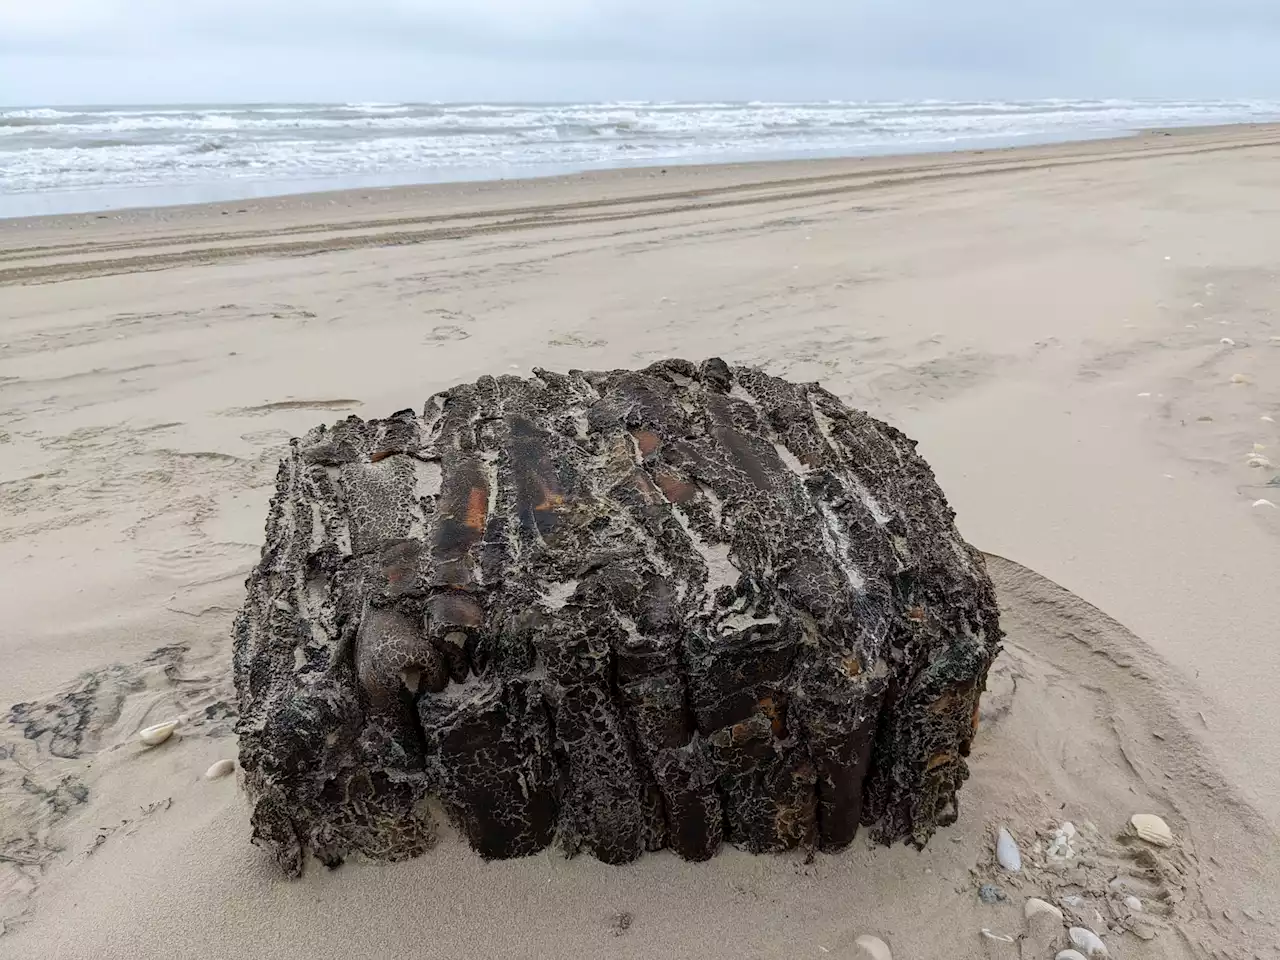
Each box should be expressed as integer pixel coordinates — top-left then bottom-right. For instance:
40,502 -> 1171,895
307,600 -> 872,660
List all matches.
233,358 -> 1002,876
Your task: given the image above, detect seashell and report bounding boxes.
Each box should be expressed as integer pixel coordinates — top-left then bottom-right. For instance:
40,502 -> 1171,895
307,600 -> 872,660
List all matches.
1060,821 -> 1076,838
1025,903 -> 1066,952
1255,499 -> 1276,508
139,720 -> 179,747
980,929 -> 1014,943
1256,443 -> 1268,452
1130,814 -> 1173,847
1246,454 -> 1272,468
1025,898 -> 1065,923
1261,416 -> 1275,422
1220,337 -> 1235,345
1056,953 -> 1089,960
205,759 -> 235,780
1124,896 -> 1142,912
1068,927 -> 1109,958
852,934 -> 892,960
996,826 -> 1022,872
1230,373 -> 1253,384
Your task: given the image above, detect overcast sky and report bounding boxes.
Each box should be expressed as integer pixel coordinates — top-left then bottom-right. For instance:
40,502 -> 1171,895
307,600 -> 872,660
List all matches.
3,1 -> 1280,105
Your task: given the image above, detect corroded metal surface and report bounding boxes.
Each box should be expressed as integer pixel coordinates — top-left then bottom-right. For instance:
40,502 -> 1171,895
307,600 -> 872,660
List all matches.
233,358 -> 1001,875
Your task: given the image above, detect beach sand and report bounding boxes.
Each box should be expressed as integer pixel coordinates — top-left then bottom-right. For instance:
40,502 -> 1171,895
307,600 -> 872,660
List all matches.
2,124 -> 1278,959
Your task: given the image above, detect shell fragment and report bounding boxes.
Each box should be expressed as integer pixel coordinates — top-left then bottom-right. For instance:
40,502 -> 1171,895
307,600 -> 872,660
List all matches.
139,720 -> 179,747
996,826 -> 1022,872
1129,813 -> 1174,847
1069,927 -> 1109,958
853,935 -> 892,960
1025,898 -> 1065,923
205,759 -> 236,780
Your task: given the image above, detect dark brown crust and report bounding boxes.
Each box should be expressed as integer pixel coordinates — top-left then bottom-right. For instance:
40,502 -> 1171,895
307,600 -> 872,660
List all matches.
233,359 -> 1001,875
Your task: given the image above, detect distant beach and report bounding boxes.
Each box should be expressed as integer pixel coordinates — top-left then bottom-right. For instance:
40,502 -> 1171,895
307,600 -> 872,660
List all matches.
4,98 -> 1280,217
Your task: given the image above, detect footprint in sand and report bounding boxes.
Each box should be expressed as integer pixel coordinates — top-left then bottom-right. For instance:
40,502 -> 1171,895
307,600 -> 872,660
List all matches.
424,324 -> 471,343
548,332 -> 607,348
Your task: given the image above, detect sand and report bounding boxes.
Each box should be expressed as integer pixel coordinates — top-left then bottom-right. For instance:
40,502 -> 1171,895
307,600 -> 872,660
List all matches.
2,124 -> 1279,959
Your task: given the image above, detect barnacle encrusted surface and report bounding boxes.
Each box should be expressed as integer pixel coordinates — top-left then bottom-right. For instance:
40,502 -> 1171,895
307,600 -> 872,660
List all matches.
233,358 -> 1001,876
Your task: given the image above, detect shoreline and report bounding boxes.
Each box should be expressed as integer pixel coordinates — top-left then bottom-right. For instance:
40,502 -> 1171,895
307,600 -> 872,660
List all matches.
4,122 -> 1280,288
1,120 -> 1277,228
0,125 -> 1133,222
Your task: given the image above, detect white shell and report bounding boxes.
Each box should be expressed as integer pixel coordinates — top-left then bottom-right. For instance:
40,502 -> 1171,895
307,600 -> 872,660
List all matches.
1060,821 -> 1076,838
980,929 -> 1014,943
1056,952 -> 1089,960
1220,337 -> 1235,345
1068,927 -> 1109,958
852,934 -> 892,960
1246,454 -> 1272,467
1124,896 -> 1143,912
1230,373 -> 1253,384
1130,813 -> 1174,847
996,826 -> 1022,871
205,759 -> 235,780
1025,898 -> 1065,923
1254,499 -> 1276,508
139,720 -> 179,746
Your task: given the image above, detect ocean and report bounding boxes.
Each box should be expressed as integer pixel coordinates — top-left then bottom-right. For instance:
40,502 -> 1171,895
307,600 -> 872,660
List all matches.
4,99 -> 1280,218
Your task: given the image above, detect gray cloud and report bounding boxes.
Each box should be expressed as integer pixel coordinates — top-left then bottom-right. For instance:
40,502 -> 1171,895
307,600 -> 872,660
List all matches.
2,1 -> 1279,104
